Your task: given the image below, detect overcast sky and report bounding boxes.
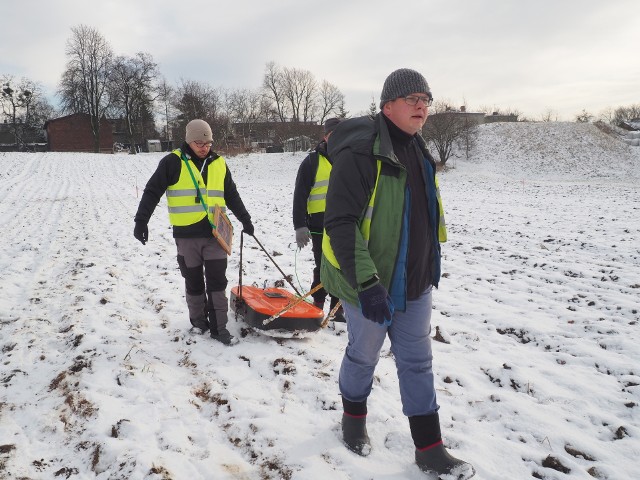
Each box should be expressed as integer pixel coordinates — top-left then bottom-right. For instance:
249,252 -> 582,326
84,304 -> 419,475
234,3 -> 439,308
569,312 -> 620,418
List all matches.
2,0 -> 638,120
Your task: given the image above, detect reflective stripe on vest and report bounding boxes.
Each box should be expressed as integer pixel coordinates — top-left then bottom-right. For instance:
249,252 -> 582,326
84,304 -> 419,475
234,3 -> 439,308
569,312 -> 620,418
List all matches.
166,149 -> 227,227
435,175 -> 447,242
307,154 -> 332,214
322,161 -> 382,269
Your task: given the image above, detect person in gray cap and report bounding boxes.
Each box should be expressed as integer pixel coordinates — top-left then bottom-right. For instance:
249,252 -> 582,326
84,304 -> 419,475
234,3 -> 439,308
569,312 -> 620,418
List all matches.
292,117 -> 345,322
320,69 -> 475,477
133,119 -> 254,346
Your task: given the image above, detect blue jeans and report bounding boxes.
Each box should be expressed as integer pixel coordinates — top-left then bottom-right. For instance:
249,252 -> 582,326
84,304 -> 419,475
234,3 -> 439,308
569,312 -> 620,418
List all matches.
339,288 -> 438,417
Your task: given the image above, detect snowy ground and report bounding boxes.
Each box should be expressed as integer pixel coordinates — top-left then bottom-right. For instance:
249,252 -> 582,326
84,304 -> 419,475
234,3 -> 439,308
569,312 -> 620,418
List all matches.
0,122 -> 639,479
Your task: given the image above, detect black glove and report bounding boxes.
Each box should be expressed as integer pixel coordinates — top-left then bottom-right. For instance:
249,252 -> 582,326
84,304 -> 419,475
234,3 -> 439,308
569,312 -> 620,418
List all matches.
358,282 -> 393,325
134,222 -> 148,245
242,220 -> 254,236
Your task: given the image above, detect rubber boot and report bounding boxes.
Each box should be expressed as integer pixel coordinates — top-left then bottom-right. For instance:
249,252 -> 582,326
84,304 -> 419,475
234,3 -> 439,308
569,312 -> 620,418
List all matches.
342,398 -> 371,456
410,413 -> 475,478
415,444 -> 475,478
186,292 -> 209,333
208,290 -> 236,345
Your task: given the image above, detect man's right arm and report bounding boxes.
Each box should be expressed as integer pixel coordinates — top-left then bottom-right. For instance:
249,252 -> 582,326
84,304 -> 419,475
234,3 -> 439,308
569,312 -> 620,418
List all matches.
292,154 -> 314,229
134,153 -> 180,224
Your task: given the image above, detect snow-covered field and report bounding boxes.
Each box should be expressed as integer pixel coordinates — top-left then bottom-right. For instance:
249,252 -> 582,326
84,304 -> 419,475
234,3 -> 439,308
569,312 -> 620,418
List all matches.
1,122 -> 638,479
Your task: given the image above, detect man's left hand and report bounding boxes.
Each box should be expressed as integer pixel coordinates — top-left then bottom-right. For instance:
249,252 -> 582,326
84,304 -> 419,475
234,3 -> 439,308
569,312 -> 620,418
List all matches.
242,220 -> 255,236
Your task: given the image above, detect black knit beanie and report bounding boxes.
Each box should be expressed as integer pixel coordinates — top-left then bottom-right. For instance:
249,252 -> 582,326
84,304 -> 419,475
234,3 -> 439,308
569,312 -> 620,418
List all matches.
379,68 -> 431,109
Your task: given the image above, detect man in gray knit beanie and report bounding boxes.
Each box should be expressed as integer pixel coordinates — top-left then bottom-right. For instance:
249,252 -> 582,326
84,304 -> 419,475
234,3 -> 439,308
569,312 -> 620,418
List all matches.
320,68 -> 475,479
379,68 -> 432,109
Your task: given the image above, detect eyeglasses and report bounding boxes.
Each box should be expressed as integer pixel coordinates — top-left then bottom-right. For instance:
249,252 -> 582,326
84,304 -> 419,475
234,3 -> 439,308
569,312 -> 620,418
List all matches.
403,95 -> 433,107
193,141 -> 213,148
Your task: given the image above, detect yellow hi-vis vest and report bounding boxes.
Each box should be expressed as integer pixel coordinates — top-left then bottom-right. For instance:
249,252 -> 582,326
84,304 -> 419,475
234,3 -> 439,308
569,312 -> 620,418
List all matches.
307,154 -> 332,214
435,175 -> 447,242
323,161 -> 447,270
323,161 -> 382,268
166,149 -> 227,227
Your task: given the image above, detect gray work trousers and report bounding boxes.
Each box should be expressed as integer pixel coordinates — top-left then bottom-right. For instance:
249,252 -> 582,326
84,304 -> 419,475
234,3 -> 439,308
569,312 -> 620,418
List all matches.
175,237 -> 229,333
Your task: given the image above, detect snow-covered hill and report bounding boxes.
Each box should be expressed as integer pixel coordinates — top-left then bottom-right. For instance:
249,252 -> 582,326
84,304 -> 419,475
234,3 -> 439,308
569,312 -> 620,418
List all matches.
451,121 -> 640,181
0,122 -> 638,480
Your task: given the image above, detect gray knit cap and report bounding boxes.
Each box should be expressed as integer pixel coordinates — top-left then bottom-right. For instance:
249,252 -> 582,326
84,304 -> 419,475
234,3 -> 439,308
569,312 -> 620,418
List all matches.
379,68 -> 431,108
185,119 -> 213,144
323,117 -> 343,135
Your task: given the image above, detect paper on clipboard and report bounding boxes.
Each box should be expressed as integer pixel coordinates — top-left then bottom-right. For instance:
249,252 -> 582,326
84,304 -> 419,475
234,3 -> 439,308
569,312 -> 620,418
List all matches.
212,205 -> 233,255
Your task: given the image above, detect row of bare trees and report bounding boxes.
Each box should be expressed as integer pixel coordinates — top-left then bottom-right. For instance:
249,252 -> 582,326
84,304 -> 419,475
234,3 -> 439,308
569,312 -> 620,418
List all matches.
53,25 -> 347,153
2,24 -> 347,153
2,24 -> 638,155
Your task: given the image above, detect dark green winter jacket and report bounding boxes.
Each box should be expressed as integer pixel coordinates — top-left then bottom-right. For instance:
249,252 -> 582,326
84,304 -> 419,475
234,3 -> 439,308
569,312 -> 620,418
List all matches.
320,113 -> 444,310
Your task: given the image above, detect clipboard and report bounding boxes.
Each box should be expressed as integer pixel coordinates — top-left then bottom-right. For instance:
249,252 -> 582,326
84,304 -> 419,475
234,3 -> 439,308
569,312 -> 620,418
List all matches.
212,205 -> 233,255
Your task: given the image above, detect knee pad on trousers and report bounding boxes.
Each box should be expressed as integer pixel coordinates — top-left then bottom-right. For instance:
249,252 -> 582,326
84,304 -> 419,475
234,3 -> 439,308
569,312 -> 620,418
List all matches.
177,255 -> 204,295
204,258 -> 228,292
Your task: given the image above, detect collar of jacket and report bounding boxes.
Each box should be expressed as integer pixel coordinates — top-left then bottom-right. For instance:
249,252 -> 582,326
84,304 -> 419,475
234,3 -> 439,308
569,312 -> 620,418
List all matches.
315,140 -> 328,158
373,113 -> 431,168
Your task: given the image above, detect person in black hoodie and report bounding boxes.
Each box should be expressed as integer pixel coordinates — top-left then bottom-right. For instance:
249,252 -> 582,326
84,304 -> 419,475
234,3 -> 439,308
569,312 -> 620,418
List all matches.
133,119 -> 254,345
292,118 -> 344,322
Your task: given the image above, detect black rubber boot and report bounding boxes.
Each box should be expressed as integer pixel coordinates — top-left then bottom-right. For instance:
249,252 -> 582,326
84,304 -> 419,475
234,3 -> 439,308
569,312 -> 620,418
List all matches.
208,291 -> 237,345
341,398 -> 371,456
410,413 -> 475,478
415,443 -> 475,478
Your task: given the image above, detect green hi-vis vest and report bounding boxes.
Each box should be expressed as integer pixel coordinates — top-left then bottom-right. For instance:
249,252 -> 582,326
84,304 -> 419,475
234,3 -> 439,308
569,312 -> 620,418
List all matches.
322,161 -> 447,270
166,149 -> 227,227
307,154 -> 332,214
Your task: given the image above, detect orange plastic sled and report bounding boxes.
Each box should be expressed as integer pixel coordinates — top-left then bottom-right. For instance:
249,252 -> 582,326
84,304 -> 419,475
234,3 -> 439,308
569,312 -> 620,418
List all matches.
230,285 -> 324,332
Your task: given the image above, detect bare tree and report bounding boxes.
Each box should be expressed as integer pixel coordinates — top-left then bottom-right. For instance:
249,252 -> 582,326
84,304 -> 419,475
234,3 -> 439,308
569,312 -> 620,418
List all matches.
282,66 -> 316,122
316,80 -> 345,124
612,104 -> 640,126
457,101 -> 478,161
597,107 -> 615,125
262,61 -> 289,122
1,75 -> 53,148
540,108 -> 558,122
156,76 -> 176,148
109,52 -> 158,153
172,79 -> 228,145
575,109 -> 594,123
227,88 -> 267,148
59,24 -> 113,152
422,101 -> 470,165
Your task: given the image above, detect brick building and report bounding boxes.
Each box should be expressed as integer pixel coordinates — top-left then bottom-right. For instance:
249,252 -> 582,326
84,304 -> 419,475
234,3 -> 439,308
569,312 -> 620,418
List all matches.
45,113 -> 114,153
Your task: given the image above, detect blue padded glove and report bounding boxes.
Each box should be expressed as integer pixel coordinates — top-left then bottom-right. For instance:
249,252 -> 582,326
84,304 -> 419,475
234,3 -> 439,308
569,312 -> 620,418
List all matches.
358,282 -> 393,325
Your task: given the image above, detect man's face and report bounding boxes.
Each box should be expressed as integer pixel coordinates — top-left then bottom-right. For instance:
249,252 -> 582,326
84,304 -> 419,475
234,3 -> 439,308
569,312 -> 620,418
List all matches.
189,140 -> 212,159
383,93 -> 430,135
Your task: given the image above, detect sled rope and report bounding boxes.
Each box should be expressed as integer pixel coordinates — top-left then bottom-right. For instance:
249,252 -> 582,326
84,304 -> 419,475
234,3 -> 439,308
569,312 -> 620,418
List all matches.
250,234 -> 302,297
234,231 -> 245,321
262,283 -> 324,326
321,301 -> 343,328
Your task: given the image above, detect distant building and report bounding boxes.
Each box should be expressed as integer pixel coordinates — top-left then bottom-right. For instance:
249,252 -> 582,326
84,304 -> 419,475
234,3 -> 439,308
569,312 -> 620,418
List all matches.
45,113 -> 114,153
231,120 -> 320,150
424,106 -> 486,128
283,135 -> 313,152
424,105 -> 520,127
484,111 -> 519,123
